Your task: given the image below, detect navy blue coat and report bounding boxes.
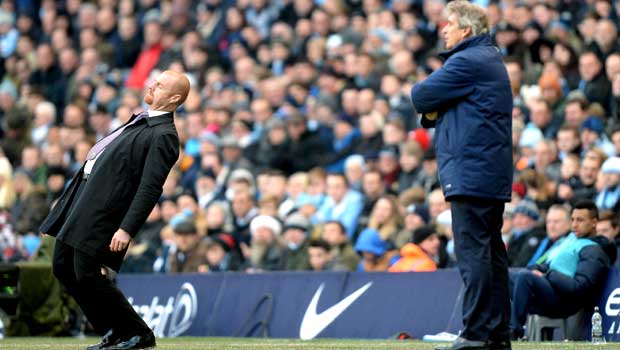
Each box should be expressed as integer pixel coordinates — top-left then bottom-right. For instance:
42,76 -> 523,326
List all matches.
411,35 -> 513,201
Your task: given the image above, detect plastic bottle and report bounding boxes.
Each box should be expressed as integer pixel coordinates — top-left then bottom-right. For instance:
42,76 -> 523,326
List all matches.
592,306 -> 605,343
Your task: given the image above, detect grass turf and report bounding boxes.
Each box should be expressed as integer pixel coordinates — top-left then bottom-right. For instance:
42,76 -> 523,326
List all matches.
0,337 -> 619,350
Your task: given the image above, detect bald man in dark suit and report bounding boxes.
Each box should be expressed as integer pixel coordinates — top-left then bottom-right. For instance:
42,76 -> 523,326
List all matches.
41,70 -> 190,350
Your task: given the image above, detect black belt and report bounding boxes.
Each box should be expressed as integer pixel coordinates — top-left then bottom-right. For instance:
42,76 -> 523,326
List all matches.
82,172 -> 90,181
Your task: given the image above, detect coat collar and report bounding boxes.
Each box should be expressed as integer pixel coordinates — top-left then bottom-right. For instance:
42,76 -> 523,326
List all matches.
145,112 -> 174,127
439,34 -> 493,60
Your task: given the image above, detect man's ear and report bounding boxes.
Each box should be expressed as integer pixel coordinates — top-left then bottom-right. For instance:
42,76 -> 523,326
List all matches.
170,94 -> 181,104
462,26 -> 473,39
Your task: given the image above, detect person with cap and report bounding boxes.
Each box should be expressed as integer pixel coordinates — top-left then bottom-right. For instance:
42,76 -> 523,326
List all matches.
248,214 -> 286,272
354,227 -> 399,272
321,220 -> 360,271
394,203 -> 430,249
538,73 -> 566,122
167,220 -> 208,274
282,211 -> 312,271
580,116 -> 615,156
40,70 -> 190,350
506,200 -> 546,268
200,233 -> 240,272
509,200 -> 613,340
410,2 -> 513,347
595,156 -> 620,211
389,224 -> 439,272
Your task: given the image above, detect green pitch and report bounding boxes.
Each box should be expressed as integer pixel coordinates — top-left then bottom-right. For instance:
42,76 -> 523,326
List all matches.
0,337 -> 619,350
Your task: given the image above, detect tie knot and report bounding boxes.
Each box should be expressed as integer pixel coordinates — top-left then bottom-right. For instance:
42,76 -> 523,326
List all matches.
130,111 -> 148,123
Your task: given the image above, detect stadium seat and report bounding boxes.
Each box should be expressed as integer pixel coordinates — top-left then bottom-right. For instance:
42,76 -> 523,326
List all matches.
526,309 -> 586,341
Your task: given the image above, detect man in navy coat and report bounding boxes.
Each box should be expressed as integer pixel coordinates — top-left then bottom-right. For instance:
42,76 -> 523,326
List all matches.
41,70 -> 190,350
410,1 -> 513,349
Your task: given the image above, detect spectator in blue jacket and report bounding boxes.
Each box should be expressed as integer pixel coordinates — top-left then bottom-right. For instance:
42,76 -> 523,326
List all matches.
410,1 -> 513,349
510,201 -> 612,340
354,228 -> 398,272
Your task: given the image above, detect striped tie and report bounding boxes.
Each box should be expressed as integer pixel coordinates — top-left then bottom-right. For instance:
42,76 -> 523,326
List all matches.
86,112 -> 147,160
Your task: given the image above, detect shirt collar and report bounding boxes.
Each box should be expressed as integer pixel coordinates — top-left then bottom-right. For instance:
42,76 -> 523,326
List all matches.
148,110 -> 169,117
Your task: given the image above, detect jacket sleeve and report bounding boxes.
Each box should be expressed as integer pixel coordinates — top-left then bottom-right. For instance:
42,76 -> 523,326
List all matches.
120,132 -> 179,236
546,244 -> 610,299
410,54 -> 475,114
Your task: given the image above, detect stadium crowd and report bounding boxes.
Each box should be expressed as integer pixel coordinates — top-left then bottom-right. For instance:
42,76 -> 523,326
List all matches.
0,0 -> 619,277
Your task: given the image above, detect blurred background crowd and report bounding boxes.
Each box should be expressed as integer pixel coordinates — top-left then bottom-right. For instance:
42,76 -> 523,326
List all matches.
1,0 -> 620,274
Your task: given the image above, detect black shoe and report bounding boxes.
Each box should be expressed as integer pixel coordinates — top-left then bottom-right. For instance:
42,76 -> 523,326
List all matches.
85,329 -> 123,350
106,331 -> 156,350
434,337 -> 488,350
488,340 -> 511,350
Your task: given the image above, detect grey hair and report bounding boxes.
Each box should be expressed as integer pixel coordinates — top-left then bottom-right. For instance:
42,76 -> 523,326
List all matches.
446,0 -> 490,36
344,154 -> 367,171
35,101 -> 56,119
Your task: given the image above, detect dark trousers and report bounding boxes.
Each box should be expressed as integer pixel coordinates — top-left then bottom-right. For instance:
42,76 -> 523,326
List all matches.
52,239 -> 150,337
451,196 -> 510,342
509,270 -> 567,336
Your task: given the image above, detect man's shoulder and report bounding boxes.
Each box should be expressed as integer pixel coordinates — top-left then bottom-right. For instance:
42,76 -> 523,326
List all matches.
149,122 -> 179,139
449,45 -> 496,63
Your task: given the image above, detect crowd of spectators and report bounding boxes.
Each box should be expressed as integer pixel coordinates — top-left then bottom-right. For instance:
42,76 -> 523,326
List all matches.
0,0 -> 620,275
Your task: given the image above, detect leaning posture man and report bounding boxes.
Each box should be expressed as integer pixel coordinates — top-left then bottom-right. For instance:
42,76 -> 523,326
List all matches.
510,201 -> 611,339
410,1 -> 513,349
40,70 -> 190,350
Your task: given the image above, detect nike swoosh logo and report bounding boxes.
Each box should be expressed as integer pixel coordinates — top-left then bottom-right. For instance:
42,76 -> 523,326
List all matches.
299,282 -> 373,340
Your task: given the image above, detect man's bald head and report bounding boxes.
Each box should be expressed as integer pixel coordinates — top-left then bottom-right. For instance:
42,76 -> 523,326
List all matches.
163,70 -> 190,106
144,70 -> 191,111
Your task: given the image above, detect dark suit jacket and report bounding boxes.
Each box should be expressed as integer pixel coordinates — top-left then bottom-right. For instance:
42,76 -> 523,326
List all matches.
40,112 -> 179,271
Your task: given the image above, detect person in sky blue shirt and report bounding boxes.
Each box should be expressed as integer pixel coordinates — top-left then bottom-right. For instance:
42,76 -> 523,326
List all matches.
510,201 -> 613,340
313,173 -> 363,240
